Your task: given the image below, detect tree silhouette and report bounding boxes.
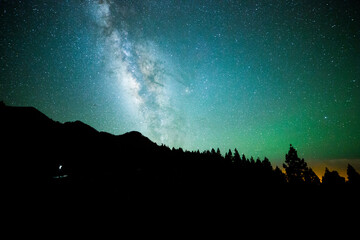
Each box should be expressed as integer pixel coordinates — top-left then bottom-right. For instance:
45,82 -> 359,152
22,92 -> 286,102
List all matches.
322,168 -> 345,186
282,144 -> 320,184
233,148 -> 241,167
225,149 -> 233,164
216,148 -> 221,157
210,148 -> 216,155
273,166 -> 287,184
304,167 -> 320,185
283,144 -> 309,184
249,156 -> 255,167
262,157 -> 272,171
347,164 -> 360,186
241,154 -> 247,165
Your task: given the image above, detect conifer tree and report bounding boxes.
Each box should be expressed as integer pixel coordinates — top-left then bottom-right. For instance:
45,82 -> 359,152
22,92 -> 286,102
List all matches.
283,144 -> 309,184
233,148 -> 241,167
322,168 -> 345,185
225,149 -> 233,163
347,164 -> 360,185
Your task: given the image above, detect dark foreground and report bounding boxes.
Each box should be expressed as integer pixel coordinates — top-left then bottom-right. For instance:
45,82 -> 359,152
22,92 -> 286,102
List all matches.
1,104 -> 359,234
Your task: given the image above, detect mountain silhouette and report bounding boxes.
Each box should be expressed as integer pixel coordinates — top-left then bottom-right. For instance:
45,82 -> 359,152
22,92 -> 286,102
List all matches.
1,104 -> 159,191
1,103 -> 359,226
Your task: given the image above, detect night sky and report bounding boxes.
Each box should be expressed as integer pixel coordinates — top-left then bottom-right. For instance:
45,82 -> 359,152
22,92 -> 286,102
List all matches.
1,0 -> 359,175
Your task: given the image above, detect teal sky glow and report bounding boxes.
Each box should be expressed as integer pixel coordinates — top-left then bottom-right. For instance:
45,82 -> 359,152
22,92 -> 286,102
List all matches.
1,0 -> 359,174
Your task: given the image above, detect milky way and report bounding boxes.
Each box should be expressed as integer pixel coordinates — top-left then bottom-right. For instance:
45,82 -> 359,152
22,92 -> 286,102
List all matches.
1,0 -> 359,175
91,0 -> 185,146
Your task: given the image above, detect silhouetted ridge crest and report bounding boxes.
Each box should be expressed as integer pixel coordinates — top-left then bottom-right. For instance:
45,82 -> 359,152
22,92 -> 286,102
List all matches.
64,120 -> 99,136
1,103 -> 359,215
124,131 -> 143,138
1,105 -> 55,127
121,131 -> 156,146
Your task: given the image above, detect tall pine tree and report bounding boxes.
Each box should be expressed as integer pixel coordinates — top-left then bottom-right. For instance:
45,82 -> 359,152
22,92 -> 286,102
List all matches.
283,144 -> 319,184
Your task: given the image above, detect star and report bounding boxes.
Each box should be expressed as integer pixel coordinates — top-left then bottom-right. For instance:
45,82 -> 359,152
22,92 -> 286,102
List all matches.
0,0 -> 359,172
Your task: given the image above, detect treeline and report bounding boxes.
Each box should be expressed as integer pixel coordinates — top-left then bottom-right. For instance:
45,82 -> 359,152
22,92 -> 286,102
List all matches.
155,143 -> 360,189
1,102 -> 359,204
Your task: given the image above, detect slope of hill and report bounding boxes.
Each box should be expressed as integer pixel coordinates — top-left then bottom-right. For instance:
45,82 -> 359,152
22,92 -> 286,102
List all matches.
1,104 -> 158,189
1,103 -> 359,222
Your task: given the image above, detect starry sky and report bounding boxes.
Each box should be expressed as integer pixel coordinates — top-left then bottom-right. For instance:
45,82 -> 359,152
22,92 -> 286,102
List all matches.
1,0 -> 359,175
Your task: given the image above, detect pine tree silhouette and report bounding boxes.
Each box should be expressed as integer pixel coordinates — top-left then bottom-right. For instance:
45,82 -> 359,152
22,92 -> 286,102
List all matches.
347,164 -> 360,185
322,168 -> 345,186
225,149 -> 233,163
283,144 -> 309,184
233,148 -> 241,167
304,167 -> 320,185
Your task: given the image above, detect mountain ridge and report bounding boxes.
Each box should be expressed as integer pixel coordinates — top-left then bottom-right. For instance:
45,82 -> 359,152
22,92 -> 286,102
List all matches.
0,103 -> 159,188
0,103 -> 152,144
1,103 -> 359,218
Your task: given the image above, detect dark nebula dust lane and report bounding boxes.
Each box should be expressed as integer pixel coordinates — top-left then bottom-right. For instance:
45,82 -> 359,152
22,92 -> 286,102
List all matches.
1,0 -> 359,174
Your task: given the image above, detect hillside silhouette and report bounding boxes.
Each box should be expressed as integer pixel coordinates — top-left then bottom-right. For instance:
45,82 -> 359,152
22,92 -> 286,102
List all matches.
1,102 -> 359,223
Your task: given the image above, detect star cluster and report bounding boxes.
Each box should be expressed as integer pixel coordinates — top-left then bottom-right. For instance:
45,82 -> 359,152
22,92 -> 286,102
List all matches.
1,0 -> 359,172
